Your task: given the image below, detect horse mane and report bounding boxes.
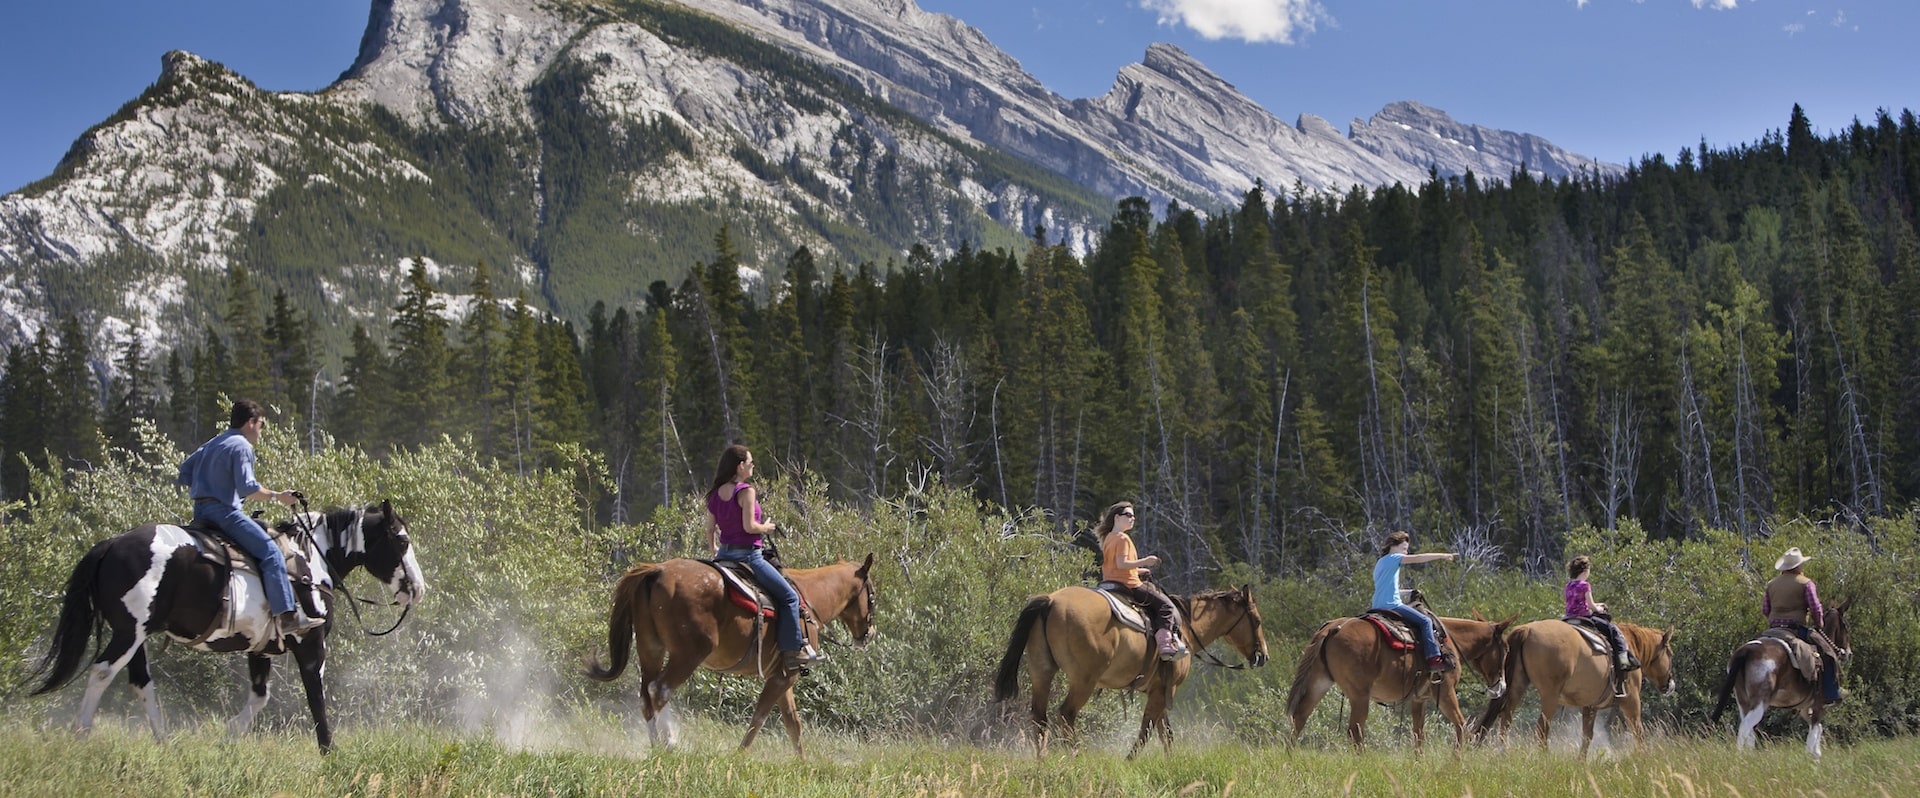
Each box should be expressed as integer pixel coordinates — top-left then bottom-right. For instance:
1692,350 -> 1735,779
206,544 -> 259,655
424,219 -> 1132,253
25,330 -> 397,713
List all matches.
1189,588 -> 1243,602
1617,621 -> 1666,656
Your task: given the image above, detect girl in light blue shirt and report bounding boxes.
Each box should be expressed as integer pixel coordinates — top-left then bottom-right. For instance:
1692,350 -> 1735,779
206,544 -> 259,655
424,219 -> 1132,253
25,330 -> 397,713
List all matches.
1370,530 -> 1457,672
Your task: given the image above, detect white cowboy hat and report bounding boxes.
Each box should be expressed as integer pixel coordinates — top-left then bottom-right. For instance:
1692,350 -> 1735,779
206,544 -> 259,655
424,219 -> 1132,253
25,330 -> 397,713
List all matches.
1774,547 -> 1812,571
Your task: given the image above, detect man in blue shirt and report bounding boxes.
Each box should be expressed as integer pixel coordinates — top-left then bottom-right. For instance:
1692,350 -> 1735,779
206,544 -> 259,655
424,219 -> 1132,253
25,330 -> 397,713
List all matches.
177,399 -> 325,639
1371,530 -> 1457,672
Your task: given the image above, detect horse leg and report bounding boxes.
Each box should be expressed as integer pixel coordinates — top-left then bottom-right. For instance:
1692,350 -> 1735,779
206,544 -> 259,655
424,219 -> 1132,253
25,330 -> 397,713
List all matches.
1619,693 -> 1646,752
1055,680 -> 1097,752
1345,690 -> 1371,752
776,684 -> 805,758
1735,697 -> 1765,750
1435,682 -> 1468,754
76,630 -> 145,735
228,654 -> 274,737
291,635 -> 332,752
1534,694 -> 1560,750
1578,707 -> 1598,759
739,675 -> 793,752
1128,685 -> 1170,760
650,648 -> 707,750
1806,705 -> 1825,759
1158,684 -> 1178,752
1410,699 -> 1428,754
1027,660 -> 1057,757
125,646 -> 165,738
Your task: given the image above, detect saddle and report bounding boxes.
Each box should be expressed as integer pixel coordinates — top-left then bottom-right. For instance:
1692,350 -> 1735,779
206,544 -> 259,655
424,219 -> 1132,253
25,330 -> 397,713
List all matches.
1093,582 -> 1187,634
1560,616 -> 1615,656
177,517 -> 321,652
703,559 -> 811,620
1757,628 -> 1825,683
1360,605 -> 1447,652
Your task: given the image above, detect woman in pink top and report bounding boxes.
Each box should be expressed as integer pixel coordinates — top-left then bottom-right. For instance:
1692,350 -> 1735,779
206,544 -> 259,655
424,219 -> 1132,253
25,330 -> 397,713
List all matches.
705,444 -> 820,674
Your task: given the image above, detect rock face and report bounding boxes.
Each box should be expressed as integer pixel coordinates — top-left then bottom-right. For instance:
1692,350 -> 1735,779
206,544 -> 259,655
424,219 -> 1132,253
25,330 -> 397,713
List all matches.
0,0 -> 1621,357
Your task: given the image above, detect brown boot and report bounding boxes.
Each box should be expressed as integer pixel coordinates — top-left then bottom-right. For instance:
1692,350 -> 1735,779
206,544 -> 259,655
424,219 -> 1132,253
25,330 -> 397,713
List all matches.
1154,628 -> 1181,661
781,645 -> 823,675
277,610 -> 326,638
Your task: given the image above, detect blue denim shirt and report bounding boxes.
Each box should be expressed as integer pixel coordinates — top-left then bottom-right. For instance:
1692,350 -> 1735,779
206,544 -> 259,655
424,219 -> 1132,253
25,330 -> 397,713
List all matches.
176,429 -> 262,510
1371,553 -> 1406,610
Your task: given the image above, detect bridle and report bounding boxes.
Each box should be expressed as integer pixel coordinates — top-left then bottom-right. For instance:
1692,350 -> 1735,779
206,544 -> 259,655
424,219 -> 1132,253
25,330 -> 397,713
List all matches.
1178,591 -> 1261,670
814,569 -> 878,649
286,498 -> 415,637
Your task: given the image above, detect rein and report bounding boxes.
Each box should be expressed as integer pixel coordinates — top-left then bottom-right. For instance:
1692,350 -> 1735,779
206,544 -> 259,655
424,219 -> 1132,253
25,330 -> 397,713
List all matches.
286,497 -> 413,637
1176,593 -> 1255,670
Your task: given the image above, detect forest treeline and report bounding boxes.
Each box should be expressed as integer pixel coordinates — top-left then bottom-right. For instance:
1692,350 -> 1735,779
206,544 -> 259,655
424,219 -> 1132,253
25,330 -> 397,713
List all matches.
3,105 -> 1918,579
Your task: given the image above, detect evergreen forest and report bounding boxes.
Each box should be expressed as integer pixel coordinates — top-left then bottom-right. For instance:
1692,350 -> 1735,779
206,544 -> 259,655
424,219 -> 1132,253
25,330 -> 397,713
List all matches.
5,104 -> 1919,584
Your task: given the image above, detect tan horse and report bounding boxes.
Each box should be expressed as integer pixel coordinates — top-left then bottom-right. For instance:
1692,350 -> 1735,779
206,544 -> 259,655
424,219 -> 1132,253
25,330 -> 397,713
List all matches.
585,555 -> 876,754
1710,599 -> 1852,758
1473,619 -> 1676,757
993,585 -> 1269,757
1284,612 -> 1516,752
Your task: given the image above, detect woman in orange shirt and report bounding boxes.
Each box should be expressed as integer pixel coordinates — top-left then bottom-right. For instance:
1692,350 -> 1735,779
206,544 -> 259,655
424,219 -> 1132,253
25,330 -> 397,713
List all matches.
1096,501 -> 1182,660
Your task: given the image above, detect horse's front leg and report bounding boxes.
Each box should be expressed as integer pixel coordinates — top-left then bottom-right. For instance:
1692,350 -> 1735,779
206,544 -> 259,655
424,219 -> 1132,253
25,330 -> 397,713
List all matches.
228,654 -> 274,737
1434,681 -> 1467,755
740,675 -> 794,752
1578,707 -> 1598,759
776,684 -> 805,757
290,634 -> 332,752
126,646 -> 166,738
1128,686 -> 1170,760
1805,705 -> 1826,759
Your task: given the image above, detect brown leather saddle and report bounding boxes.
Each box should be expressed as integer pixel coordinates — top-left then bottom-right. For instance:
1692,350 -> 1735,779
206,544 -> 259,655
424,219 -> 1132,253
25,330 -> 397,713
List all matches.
1360,604 -> 1448,652
703,559 -> 812,620
1093,581 -> 1188,634
1758,628 -> 1824,682
177,517 -> 319,650
1560,615 -> 1616,656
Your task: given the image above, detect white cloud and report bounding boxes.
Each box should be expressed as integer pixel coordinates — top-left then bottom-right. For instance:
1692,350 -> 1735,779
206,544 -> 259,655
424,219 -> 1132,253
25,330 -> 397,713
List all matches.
1692,0 -> 1739,9
1140,0 -> 1328,44
1784,22 -> 1805,35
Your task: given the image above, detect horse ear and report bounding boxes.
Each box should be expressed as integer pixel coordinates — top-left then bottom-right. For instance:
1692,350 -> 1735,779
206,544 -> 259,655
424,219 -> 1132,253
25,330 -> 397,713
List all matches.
1240,584 -> 1255,606
858,553 -> 874,576
1500,612 -> 1520,631
1472,608 -> 1487,622
1838,596 -> 1853,612
381,498 -> 394,516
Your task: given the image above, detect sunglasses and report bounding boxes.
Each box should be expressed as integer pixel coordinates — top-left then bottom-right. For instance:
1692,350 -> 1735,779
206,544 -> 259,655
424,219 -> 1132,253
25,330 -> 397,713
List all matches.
1117,510 -> 1135,517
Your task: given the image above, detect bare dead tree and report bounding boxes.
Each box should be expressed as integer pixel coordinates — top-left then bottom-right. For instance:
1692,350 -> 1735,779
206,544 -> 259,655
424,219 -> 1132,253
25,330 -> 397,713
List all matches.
916,335 -> 976,489
825,331 -> 896,499
1827,312 -> 1885,514
683,271 -> 740,443
1598,391 -> 1643,531
1675,341 -> 1724,530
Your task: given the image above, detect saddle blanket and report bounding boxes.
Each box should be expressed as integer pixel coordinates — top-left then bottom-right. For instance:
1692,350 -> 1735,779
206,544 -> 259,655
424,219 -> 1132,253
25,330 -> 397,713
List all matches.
705,560 -> 778,618
1757,628 -> 1822,682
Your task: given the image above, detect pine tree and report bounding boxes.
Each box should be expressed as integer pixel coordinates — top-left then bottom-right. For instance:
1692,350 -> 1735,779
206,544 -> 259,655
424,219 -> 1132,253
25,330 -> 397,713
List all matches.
103,335 -> 155,453
455,262 -> 507,461
336,324 -> 391,451
47,315 -> 103,471
0,332 -> 54,500
264,289 -> 315,425
388,257 -> 453,449
224,264 -> 271,404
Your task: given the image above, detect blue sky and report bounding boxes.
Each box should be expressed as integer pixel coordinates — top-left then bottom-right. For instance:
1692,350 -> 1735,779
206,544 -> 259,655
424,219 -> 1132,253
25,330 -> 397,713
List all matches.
1,1 -> 1914,195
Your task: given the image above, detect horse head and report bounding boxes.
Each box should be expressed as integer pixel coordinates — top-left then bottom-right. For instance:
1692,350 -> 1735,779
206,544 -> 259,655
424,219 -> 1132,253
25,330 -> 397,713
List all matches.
1641,627 -> 1678,697
1194,586 -> 1268,667
1826,596 -> 1853,665
834,553 -> 878,647
1464,610 -> 1519,698
308,499 -> 427,608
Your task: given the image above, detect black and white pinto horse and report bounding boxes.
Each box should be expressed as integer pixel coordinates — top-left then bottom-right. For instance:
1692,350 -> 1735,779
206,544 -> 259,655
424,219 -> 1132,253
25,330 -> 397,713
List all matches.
29,500 -> 425,751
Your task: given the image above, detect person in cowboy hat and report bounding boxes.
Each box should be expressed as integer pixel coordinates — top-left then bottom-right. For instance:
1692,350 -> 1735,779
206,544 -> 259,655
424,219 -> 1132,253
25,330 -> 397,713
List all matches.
1764,546 -> 1842,704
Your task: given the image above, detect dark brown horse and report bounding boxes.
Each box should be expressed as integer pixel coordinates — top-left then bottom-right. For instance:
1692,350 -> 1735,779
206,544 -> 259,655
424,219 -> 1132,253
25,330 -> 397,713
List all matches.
1711,599 -> 1852,758
585,554 -> 876,754
1473,619 -> 1676,757
993,585 -> 1269,757
1284,612 -> 1515,752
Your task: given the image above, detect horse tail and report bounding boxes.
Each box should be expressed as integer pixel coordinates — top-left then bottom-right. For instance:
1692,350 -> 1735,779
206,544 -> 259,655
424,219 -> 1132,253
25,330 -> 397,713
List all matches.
1473,625 -> 1525,737
993,595 -> 1052,702
30,539 -> 109,695
585,564 -> 662,682
1285,622 -> 1337,720
1711,646 -> 1751,723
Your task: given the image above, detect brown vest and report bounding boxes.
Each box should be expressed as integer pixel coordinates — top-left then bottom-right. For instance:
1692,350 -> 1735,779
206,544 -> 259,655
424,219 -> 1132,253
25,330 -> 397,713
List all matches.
1766,572 -> 1815,625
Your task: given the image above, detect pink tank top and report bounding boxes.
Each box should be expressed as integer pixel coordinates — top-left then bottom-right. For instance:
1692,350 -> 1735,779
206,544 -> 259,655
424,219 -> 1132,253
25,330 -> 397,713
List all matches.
707,482 -> 764,547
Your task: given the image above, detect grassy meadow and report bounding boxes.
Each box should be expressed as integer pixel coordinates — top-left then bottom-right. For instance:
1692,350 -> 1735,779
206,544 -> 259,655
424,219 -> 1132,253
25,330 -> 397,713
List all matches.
3,711 -> 1916,797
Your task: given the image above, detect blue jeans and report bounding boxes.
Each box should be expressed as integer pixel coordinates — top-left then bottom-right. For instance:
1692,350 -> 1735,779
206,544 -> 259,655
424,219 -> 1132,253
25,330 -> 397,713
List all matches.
1786,625 -> 1843,702
1378,605 -> 1441,659
716,545 -> 805,652
195,503 -> 296,615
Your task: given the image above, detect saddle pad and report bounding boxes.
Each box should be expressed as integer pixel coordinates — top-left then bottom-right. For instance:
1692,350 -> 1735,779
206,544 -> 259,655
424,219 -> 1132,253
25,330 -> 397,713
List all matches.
704,561 -> 777,618
1094,584 -> 1151,633
1560,617 -> 1612,655
181,521 -> 312,583
1757,628 -> 1822,682
1360,612 -> 1418,651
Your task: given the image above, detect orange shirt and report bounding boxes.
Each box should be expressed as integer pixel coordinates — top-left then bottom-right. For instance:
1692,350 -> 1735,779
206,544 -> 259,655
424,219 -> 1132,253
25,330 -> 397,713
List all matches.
1102,531 -> 1142,588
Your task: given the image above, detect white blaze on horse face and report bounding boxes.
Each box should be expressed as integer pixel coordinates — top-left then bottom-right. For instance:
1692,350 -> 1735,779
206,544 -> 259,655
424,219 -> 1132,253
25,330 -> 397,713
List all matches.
1489,677 -> 1507,699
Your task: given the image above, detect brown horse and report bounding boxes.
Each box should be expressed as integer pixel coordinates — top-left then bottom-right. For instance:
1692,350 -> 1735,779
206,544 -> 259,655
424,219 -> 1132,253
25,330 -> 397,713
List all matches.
993,585 -> 1269,757
1710,599 -> 1852,758
585,554 -> 876,754
1472,619 -> 1676,757
1284,612 -> 1516,752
